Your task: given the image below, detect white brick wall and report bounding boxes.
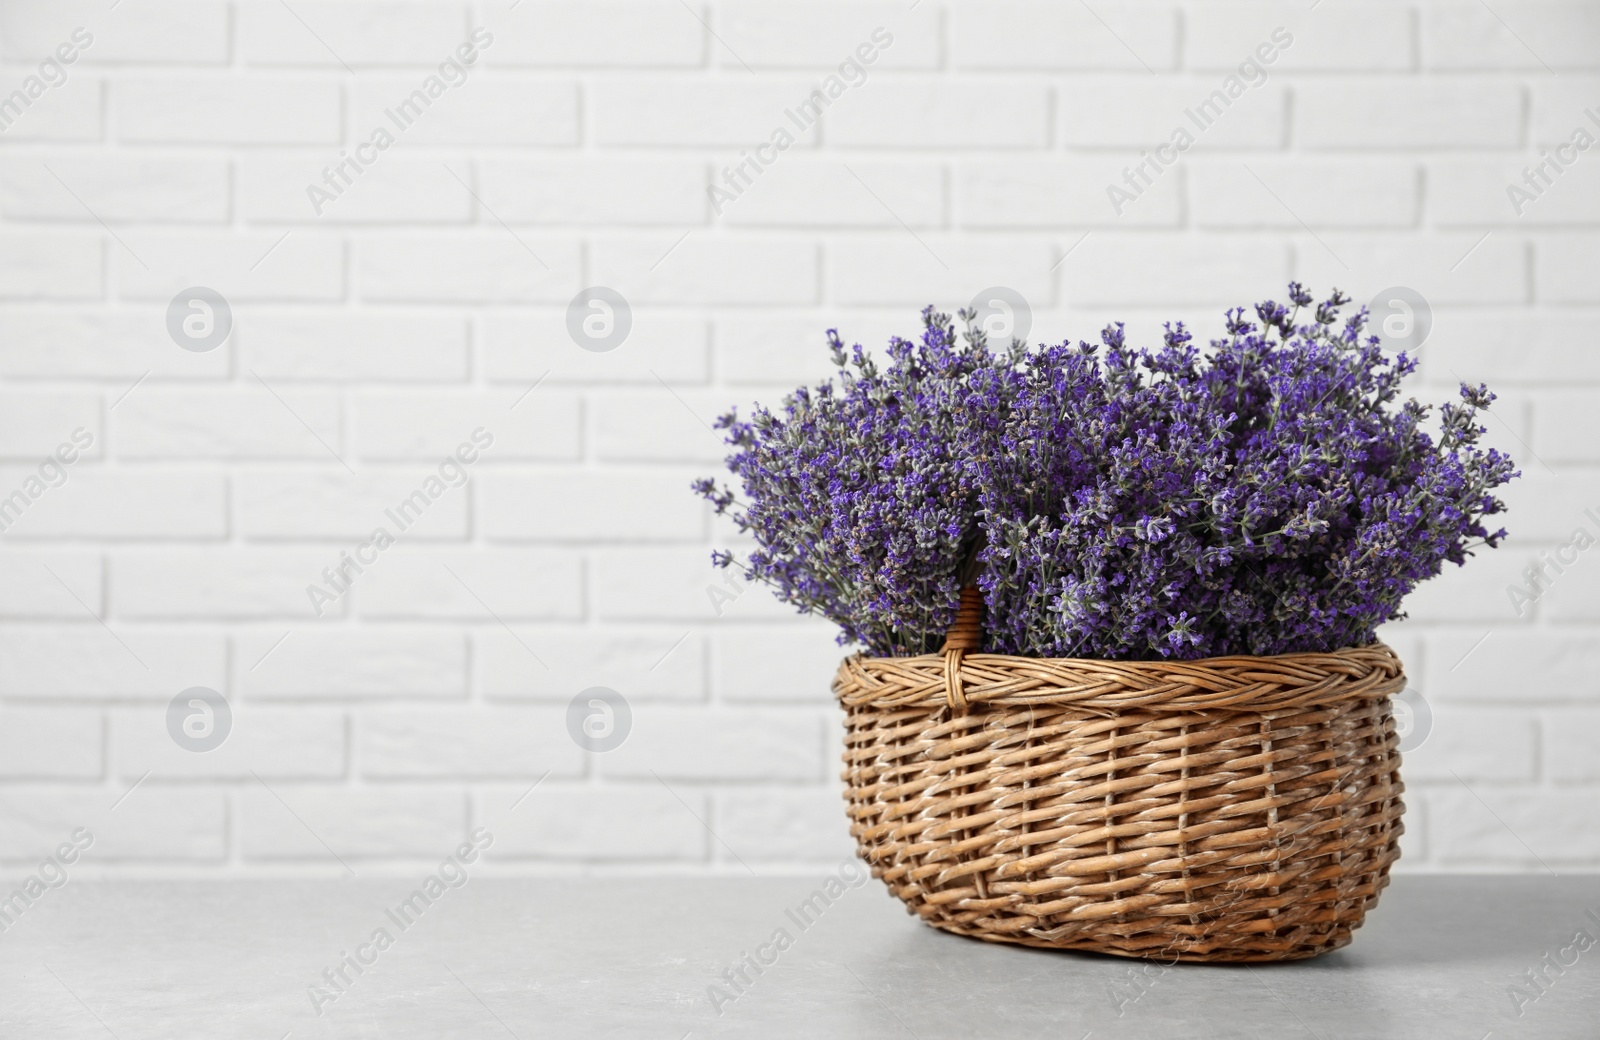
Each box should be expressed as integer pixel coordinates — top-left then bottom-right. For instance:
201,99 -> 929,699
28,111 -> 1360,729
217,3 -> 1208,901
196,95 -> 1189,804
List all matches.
0,0 -> 1595,878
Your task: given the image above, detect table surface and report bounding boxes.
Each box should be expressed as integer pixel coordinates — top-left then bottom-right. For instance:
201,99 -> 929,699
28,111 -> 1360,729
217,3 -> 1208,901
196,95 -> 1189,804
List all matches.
2,874 -> 1597,1039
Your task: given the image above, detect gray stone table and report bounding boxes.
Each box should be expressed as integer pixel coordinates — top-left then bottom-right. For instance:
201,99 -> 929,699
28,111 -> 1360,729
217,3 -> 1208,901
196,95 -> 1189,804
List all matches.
2,875 -> 1597,1038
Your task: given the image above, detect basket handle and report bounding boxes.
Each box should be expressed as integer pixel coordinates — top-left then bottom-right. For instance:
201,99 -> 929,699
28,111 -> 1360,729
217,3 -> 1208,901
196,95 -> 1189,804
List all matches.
938,587 -> 984,711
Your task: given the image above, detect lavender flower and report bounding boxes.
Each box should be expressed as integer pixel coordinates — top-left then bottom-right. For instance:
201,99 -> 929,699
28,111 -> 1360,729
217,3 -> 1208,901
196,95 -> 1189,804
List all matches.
694,308 -> 1019,656
697,286 -> 1518,660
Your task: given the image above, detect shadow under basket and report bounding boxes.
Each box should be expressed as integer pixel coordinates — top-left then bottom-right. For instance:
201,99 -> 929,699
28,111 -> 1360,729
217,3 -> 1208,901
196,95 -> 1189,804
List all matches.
832,589 -> 1407,963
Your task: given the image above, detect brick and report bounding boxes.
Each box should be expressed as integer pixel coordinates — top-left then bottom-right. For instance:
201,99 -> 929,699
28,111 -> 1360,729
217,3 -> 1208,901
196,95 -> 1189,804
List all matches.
715,624 -> 842,703
1293,233 -> 1528,306
0,309 -> 228,380
115,232 -> 345,302
111,706 -> 345,779
1533,392 -> 1600,462
359,707 -> 583,778
0,391 -> 101,459
477,158 -> 707,226
591,547 -> 792,621
474,786 -> 705,860
598,706 -> 824,781
1059,79 -> 1287,150
1400,544 -> 1546,624
0,707 -> 102,779
1186,4 -> 1409,71
1427,629 -> 1600,703
828,81 -> 1051,149
352,390 -> 579,460
0,551 -> 101,619
487,2 -> 704,67
1055,234 -> 1288,307
0,788 -> 226,861
718,159 -> 943,229
1493,470 -> 1600,542
1416,309 -> 1600,385
713,313 -> 867,386
1536,235 -> 1600,302
115,388 -> 340,460
1433,159 -> 1600,226
959,158 -> 1181,228
0,470 -> 227,540
0,630 -> 227,699
1529,77 -> 1600,145
1423,2 -> 1600,70
111,549 -> 340,620
591,238 -> 817,306
238,156 -> 473,224
482,311 -> 709,386
828,236 -> 1056,307
1295,81 -> 1523,150
237,630 -> 466,699
1400,706 -> 1536,782
116,79 -> 341,144
1372,622 -> 1426,680
0,74 -> 102,141
591,80 -> 823,147
0,2 -> 230,65
951,1 -> 1178,71
237,2 -> 469,66
0,156 -> 229,223
1191,160 -> 1419,229
480,470 -> 705,542
1423,788 -> 1600,863
239,786 -> 464,861
242,312 -> 467,382
1544,709 -> 1600,782
1539,555 -> 1600,622
715,4 -> 937,70
357,235 -> 581,303
721,312 -> 913,370
715,789 -> 855,860
236,470 -> 469,541
353,548 -> 583,621
347,80 -> 578,145
478,627 -> 704,701
592,390 -> 727,463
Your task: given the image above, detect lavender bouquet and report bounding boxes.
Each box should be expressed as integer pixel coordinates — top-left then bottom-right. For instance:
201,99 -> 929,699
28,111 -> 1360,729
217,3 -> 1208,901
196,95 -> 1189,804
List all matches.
695,285 -> 1517,661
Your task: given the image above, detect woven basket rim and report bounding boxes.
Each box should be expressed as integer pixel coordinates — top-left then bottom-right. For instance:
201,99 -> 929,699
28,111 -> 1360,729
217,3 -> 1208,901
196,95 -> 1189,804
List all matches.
847,639 -> 1396,669
834,640 -> 1405,713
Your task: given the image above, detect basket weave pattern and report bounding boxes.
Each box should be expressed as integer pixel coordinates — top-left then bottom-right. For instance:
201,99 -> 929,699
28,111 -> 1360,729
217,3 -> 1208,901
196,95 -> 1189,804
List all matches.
833,589 -> 1407,962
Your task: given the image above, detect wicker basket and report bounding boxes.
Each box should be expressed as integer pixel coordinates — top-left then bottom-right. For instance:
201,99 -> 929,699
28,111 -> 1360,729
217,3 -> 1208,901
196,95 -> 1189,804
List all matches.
832,588 -> 1407,962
